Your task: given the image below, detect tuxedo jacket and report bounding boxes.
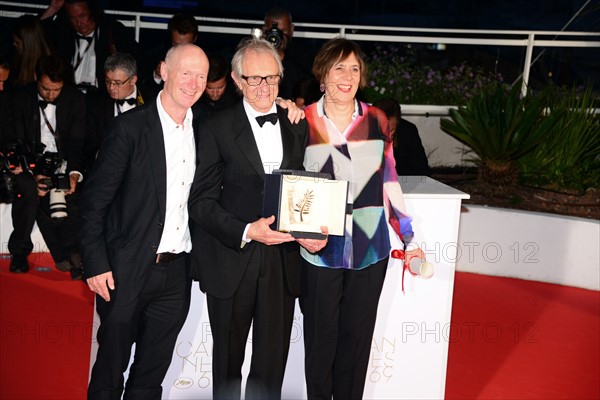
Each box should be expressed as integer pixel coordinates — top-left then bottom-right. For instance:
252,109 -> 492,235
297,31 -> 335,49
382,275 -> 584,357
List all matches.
10,83 -> 86,173
44,17 -> 147,85
394,118 -> 430,176
84,84 -> 158,172
189,102 -> 308,299
79,99 -> 197,304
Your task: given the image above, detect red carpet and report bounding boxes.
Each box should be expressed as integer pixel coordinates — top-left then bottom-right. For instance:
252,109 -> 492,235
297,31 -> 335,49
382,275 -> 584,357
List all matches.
0,253 -> 94,400
1,254 -> 599,399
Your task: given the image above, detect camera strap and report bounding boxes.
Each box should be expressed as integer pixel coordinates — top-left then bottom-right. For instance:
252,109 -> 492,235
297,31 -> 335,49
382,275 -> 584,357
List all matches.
73,30 -> 96,73
39,105 -> 62,156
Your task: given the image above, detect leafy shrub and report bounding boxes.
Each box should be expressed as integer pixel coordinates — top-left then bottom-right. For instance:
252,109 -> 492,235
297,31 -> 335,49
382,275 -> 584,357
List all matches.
363,44 -> 503,105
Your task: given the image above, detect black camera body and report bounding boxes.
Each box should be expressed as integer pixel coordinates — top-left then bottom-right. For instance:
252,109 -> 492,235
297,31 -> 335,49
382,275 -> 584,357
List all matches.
34,150 -> 69,190
32,150 -> 69,219
40,173 -> 70,191
0,153 -> 17,203
0,140 -> 36,203
265,22 -> 284,49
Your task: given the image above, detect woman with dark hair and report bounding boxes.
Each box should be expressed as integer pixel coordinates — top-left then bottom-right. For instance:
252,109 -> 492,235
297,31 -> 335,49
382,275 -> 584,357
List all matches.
11,14 -> 55,87
300,37 -> 425,399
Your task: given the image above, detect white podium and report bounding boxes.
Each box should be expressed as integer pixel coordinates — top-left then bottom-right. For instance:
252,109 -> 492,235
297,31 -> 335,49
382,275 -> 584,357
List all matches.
89,177 -> 469,399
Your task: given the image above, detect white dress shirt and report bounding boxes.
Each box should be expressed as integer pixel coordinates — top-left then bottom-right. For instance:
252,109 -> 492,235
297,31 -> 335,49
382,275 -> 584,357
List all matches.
155,92 -> 196,254
241,100 -> 284,244
38,96 -> 58,153
242,100 -> 283,174
113,88 -> 138,116
73,30 -> 97,87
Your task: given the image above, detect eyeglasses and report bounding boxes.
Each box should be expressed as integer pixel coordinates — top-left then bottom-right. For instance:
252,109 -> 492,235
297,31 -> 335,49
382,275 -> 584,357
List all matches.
241,75 -> 281,86
105,76 -> 132,88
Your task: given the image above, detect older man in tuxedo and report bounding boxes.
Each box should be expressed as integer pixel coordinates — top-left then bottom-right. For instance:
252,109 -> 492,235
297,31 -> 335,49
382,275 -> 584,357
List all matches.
84,52 -> 157,173
40,0 -> 145,92
80,43 -> 209,400
189,37 -> 326,400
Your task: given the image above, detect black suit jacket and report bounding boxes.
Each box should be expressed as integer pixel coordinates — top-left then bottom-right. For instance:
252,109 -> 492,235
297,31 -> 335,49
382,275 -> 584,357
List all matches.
84,84 -> 158,173
11,83 -> 86,173
394,118 -> 431,176
189,102 -> 308,299
79,99 -> 192,304
44,17 -> 146,85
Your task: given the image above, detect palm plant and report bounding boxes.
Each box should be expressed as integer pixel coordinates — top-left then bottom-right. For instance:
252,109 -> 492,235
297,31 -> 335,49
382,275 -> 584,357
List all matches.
440,82 -> 564,192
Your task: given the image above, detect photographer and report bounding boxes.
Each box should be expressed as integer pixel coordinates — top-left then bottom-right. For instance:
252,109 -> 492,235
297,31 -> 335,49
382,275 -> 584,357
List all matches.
10,54 -> 85,279
262,7 -> 311,99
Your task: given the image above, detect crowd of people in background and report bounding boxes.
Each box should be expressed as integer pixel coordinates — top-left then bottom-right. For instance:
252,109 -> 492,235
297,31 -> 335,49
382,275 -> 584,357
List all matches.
0,1 -> 431,399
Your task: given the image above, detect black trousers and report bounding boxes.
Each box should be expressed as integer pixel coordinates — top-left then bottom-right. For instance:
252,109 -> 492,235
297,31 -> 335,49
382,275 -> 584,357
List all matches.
88,255 -> 192,400
8,172 -> 80,262
207,244 -> 296,400
300,257 -> 388,400
8,173 -> 37,258
37,188 -> 81,262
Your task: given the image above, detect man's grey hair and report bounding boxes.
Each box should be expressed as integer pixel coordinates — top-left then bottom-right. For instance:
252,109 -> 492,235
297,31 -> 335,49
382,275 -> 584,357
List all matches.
104,52 -> 137,77
231,37 -> 284,80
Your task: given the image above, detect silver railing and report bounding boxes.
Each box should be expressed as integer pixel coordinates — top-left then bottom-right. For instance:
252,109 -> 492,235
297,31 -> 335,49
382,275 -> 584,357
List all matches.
1,1 -> 599,115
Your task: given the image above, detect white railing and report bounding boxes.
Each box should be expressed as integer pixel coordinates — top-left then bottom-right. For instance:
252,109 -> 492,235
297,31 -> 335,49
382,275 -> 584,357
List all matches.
1,0 -> 599,115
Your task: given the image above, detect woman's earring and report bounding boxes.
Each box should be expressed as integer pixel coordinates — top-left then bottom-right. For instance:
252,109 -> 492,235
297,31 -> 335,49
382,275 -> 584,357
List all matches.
319,83 -> 326,92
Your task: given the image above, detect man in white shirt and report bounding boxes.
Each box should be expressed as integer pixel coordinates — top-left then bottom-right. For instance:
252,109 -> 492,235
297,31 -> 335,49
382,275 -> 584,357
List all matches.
9,54 -> 85,278
40,0 -> 146,92
79,43 -> 209,400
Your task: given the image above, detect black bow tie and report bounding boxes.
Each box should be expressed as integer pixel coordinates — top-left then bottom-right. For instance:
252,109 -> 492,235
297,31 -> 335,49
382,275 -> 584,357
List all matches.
77,34 -> 93,43
256,113 -> 278,127
116,98 -> 137,106
39,100 -> 56,110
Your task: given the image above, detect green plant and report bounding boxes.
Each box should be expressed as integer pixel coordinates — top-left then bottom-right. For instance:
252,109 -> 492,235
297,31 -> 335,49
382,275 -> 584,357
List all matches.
440,82 -> 564,191
363,44 -> 503,105
518,86 -> 600,191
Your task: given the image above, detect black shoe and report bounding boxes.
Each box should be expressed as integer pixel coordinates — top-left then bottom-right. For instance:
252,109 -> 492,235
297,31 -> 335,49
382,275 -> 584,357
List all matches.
70,267 -> 83,281
70,252 -> 83,269
9,256 -> 29,273
55,259 -> 74,272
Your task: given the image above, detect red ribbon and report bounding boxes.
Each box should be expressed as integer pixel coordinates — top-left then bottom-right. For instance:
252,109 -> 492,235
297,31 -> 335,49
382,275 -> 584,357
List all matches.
391,249 -> 417,293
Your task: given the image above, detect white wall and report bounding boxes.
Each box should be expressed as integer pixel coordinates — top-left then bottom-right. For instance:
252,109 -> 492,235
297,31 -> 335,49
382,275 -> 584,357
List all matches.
456,205 -> 600,291
0,204 -> 47,255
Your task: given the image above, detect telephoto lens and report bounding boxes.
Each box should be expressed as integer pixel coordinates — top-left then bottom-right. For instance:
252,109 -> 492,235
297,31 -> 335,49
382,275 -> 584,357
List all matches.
49,189 -> 68,219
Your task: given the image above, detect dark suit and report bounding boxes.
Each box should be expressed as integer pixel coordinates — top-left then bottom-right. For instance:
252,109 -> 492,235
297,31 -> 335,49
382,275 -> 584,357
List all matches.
394,118 -> 430,176
189,102 -> 307,399
10,83 -> 85,262
80,99 -> 195,399
44,17 -> 146,88
84,84 -> 157,173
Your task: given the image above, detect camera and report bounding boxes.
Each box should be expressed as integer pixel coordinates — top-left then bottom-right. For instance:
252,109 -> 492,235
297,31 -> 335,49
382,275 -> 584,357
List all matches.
0,154 -> 17,203
0,140 -> 36,204
33,148 -> 70,220
264,22 -> 285,49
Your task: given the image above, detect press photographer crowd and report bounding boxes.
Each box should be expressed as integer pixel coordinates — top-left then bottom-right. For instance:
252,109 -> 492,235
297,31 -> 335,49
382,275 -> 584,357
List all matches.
1,2 -> 430,399
0,2 -> 316,280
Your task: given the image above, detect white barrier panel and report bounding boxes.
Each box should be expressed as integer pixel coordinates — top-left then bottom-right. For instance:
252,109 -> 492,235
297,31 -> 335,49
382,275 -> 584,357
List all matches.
90,177 -> 468,399
0,203 -> 47,255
